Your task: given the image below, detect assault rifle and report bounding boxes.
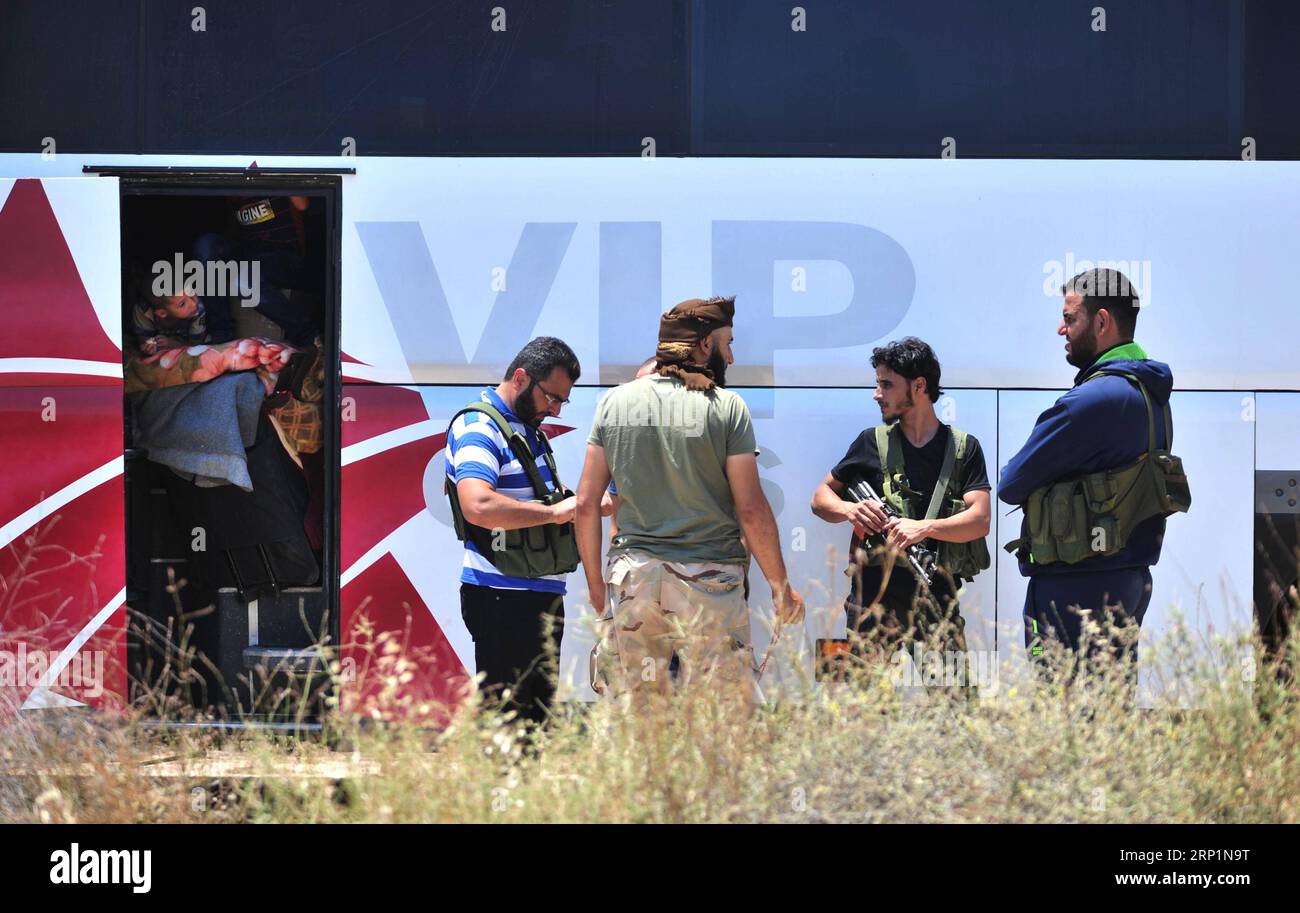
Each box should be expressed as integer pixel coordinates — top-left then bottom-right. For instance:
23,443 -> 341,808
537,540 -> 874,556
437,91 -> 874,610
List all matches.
846,479 -> 936,587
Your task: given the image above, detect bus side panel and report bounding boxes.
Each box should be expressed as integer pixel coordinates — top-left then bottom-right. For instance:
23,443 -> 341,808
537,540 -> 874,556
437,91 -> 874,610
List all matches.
335,157 -> 1300,391
338,383 -> 470,723
0,177 -> 125,717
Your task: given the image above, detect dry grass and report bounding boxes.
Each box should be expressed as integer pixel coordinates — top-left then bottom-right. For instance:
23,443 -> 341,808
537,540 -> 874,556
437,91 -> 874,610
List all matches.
2,613 -> 1298,824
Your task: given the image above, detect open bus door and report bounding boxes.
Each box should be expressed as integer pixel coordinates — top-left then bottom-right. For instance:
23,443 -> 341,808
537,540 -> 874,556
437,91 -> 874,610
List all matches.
0,176 -> 127,718
99,167 -> 346,728
2,166 -> 350,728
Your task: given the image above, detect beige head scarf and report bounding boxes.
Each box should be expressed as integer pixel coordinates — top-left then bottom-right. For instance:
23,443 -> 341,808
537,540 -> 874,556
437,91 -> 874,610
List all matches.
654,296 -> 735,391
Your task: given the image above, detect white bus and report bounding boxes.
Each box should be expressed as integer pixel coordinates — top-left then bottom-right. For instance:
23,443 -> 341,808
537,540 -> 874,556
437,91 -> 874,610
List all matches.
1,153 -> 1296,719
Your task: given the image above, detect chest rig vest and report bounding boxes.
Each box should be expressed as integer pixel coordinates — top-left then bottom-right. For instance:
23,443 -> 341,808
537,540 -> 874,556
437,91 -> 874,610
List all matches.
444,402 -> 580,579
1004,369 -> 1191,566
860,424 -> 991,582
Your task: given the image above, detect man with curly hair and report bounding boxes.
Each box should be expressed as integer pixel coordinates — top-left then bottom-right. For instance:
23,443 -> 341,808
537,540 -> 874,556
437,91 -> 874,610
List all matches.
811,337 -> 992,684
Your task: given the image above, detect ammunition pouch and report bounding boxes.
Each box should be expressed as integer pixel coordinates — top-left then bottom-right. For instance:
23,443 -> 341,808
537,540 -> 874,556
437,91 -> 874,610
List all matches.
937,497 -> 993,581
1006,369 -> 1191,566
444,402 -> 580,579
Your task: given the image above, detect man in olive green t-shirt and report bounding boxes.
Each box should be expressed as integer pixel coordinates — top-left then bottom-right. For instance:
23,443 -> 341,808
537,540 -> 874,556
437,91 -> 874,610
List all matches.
574,296 -> 804,708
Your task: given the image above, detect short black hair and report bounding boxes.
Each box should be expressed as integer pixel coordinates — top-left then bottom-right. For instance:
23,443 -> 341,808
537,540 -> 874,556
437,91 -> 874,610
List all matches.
1063,268 -> 1140,339
870,337 -> 942,403
504,336 -> 581,383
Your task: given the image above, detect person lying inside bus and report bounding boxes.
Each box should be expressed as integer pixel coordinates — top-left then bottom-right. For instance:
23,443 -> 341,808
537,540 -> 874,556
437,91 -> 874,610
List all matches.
127,338 -> 323,491
136,336 -> 286,384
124,336 -> 312,396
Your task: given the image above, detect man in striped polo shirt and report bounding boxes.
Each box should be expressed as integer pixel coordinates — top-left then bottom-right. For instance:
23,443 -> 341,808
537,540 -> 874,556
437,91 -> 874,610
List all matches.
446,337 -> 581,729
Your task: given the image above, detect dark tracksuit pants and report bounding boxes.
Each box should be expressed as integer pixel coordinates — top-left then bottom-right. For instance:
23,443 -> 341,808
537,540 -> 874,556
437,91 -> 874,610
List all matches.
460,583 -> 564,727
846,569 -> 966,656
1023,567 -> 1153,679
842,567 -> 976,694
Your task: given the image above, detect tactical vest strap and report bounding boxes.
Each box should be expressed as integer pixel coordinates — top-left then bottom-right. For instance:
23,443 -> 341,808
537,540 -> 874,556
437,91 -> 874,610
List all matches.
451,402 -> 564,501
923,430 -> 958,521
953,427 -> 969,462
1087,369 -> 1171,453
875,424 -> 906,514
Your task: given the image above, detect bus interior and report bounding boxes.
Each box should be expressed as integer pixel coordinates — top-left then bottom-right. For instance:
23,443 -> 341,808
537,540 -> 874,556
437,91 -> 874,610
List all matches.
115,173 -> 342,727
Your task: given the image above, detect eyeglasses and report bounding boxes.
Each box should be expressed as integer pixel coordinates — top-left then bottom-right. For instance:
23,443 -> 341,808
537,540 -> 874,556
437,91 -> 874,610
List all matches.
533,378 -> 570,408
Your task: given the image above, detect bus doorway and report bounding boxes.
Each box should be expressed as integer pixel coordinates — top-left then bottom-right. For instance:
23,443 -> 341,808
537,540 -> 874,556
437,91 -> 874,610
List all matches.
105,169 -> 344,728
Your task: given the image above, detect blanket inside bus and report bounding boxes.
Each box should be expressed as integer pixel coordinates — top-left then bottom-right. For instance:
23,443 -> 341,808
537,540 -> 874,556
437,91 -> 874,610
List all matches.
124,337 -> 295,395
130,372 -> 266,490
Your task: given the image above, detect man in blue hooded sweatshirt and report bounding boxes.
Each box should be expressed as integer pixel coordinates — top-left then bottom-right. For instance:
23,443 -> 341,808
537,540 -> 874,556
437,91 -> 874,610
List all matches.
1000,268 -> 1178,677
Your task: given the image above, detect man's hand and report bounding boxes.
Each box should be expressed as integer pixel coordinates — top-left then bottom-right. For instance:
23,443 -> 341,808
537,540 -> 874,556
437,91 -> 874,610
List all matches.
549,495 -> 577,524
843,499 -> 889,536
773,580 -> 805,625
885,517 -> 932,551
588,581 -> 607,616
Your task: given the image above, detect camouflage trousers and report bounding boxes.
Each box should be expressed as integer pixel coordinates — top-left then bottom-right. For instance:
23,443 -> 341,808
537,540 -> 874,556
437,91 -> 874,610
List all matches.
592,550 -> 756,705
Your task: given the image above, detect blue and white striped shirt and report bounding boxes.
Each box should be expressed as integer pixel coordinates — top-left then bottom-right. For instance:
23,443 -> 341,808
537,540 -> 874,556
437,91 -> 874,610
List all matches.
445,388 -> 567,594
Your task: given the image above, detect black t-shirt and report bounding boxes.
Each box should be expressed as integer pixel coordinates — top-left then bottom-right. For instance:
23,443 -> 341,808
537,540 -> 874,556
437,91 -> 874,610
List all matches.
829,424 -> 990,606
